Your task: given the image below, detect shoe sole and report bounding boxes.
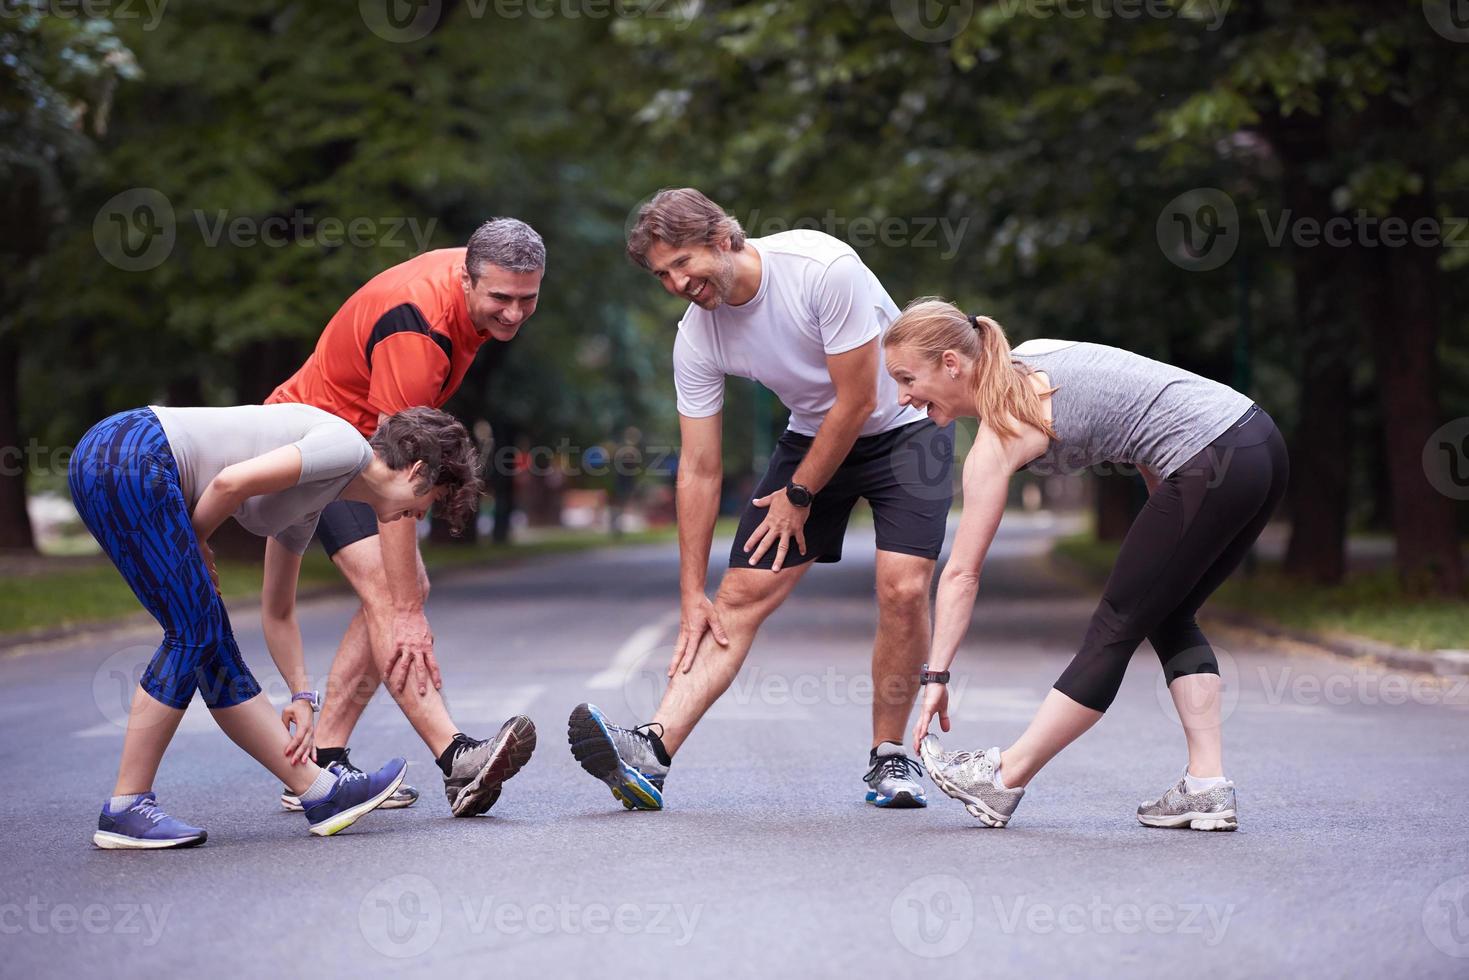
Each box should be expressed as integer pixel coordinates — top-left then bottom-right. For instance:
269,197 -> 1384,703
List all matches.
865,789 -> 928,809
567,703 -> 663,811
920,745 -> 1013,828
281,787 -> 419,812
450,716 -> 538,817
93,830 -> 207,850
1138,809 -> 1238,831
309,763 -> 409,837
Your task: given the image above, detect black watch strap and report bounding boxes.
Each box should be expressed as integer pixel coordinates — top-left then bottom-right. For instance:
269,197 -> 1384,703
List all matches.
920,665 -> 950,685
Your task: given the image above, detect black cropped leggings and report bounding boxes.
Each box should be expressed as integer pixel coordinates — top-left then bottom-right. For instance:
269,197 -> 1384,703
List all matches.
1054,407 -> 1290,713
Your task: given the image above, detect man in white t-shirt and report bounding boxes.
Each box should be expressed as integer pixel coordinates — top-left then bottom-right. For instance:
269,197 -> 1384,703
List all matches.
567,188 -> 955,811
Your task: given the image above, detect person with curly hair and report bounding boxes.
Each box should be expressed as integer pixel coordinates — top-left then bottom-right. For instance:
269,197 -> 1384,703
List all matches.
70,402 -> 529,847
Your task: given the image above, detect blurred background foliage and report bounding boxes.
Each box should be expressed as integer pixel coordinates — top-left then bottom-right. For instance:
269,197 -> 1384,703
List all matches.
2,0 -> 1464,593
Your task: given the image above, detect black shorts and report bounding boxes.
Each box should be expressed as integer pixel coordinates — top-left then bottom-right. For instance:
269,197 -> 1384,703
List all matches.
731,418 -> 955,570
315,499 -> 380,559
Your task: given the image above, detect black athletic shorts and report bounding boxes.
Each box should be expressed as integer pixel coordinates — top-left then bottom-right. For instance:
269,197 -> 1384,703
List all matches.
315,499 -> 380,559
731,418 -> 955,570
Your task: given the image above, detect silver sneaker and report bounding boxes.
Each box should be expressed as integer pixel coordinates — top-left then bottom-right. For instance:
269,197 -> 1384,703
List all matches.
567,702 -> 668,810
442,715 -> 538,817
280,748 -> 420,811
864,746 -> 927,808
1137,775 -> 1238,831
918,735 -> 1024,828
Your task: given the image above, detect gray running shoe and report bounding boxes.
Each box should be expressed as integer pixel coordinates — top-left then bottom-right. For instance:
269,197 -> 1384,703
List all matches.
567,702 -> 669,810
1137,775 -> 1238,831
864,745 -> 928,808
442,715 -> 538,817
280,748 -> 420,812
918,735 -> 1025,828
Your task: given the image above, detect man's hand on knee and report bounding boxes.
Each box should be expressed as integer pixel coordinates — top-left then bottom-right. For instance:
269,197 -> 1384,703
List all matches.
670,593 -> 729,677
383,605 -> 441,697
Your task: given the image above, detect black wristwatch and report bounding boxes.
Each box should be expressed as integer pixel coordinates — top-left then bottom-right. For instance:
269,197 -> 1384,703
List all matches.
785,481 -> 813,508
919,664 -> 950,686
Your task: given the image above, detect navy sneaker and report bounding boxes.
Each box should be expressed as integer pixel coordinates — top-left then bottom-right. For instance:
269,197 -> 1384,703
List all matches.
280,749 -> 419,811
303,758 -> 408,837
94,793 -> 207,849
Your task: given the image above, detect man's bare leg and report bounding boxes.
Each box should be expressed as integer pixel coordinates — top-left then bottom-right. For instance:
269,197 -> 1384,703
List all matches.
869,551 -> 936,749
320,536 -> 457,756
652,564 -> 811,755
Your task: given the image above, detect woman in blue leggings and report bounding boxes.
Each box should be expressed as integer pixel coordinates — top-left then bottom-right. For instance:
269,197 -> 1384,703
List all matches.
882,299 -> 1288,831
69,403 -> 481,847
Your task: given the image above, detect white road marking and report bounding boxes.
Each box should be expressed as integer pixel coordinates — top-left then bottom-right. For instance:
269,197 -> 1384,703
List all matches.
587,610 -> 680,691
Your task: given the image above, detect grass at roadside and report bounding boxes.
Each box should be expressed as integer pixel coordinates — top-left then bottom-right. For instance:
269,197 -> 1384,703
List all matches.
1052,533 -> 1469,652
1,523 -> 709,641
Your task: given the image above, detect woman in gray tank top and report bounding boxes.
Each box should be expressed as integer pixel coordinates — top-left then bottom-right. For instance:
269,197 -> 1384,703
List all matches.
881,298 -> 1288,831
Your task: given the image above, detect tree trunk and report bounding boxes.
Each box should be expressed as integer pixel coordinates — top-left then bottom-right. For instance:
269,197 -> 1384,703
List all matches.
0,335 -> 36,552
1264,109 -> 1355,585
1358,188 -> 1464,594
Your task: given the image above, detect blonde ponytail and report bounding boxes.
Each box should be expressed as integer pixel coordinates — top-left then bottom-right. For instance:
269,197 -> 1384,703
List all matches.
884,298 -> 1055,441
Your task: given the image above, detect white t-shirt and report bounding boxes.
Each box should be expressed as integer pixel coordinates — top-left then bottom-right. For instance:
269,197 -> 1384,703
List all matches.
672,230 -> 924,437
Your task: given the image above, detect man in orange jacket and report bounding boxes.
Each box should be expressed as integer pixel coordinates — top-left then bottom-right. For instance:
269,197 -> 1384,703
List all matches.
265,218 -> 545,816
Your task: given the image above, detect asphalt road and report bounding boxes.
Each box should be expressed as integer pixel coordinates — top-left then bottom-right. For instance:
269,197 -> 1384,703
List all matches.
2,514 -> 1467,978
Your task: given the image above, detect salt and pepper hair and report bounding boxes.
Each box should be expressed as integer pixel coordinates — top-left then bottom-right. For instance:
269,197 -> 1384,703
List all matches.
465,218 -> 546,281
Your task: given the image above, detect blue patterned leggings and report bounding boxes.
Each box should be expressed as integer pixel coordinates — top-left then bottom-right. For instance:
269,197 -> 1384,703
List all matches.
68,408 -> 261,709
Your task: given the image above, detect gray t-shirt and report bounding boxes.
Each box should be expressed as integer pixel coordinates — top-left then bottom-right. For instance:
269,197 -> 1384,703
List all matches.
1011,340 -> 1253,479
149,403 -> 373,554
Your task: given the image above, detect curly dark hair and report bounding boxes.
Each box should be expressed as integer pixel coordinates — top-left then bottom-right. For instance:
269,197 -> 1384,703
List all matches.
369,408 -> 484,535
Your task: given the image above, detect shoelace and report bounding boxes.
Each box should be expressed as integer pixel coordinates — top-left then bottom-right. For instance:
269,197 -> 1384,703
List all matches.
133,800 -> 168,824
631,721 -> 665,741
866,753 -> 925,783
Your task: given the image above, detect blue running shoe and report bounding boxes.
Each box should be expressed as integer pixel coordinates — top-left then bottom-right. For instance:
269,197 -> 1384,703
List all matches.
304,758 -> 408,837
567,703 -> 668,811
864,743 -> 928,808
94,793 -> 207,849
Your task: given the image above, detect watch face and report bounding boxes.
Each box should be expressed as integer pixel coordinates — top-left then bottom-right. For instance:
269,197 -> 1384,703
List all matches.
787,484 -> 812,507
